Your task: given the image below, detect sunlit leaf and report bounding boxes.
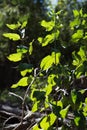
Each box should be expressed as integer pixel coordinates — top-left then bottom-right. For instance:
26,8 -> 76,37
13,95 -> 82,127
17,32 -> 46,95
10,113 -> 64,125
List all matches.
32,101 -> 40,112
11,84 -> 18,88
51,52 -> 61,65
41,20 -> 54,31
32,124 -> 40,130
21,69 -> 33,76
73,10 -> 79,17
40,55 -> 53,70
42,34 -> 54,46
74,116 -> 80,126
21,21 -> 27,28
78,47 -> 86,60
6,22 -> 21,30
7,53 -> 22,62
38,37 -> 43,44
3,33 -> 20,41
60,105 -> 70,119
45,84 -> 53,95
72,30 -> 83,42
40,113 -> 57,129
29,41 -> 33,55
70,18 -> 80,28
17,77 -> 28,86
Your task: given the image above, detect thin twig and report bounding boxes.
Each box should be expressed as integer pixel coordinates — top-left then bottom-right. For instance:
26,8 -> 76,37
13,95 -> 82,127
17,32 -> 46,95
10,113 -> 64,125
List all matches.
21,77 -> 35,124
9,92 -> 23,101
21,69 -> 44,124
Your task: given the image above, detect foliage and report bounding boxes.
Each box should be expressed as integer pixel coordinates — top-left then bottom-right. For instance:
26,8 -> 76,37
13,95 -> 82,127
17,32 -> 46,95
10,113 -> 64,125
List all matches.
2,0 -> 87,129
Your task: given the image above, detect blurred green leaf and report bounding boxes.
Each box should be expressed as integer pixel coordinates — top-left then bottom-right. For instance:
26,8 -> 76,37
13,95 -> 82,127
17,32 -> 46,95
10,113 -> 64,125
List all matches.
73,10 -> 79,17
32,124 -> 40,130
6,22 -> 21,30
7,53 -> 22,62
3,33 -> 20,41
74,116 -> 80,126
60,105 -> 70,119
72,30 -> 83,42
21,21 -> 27,29
41,20 -> 54,31
71,89 -> 77,104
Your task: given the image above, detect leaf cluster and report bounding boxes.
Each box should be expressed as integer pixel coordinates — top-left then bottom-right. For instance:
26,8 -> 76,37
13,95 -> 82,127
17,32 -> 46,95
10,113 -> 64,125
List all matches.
2,1 -> 87,130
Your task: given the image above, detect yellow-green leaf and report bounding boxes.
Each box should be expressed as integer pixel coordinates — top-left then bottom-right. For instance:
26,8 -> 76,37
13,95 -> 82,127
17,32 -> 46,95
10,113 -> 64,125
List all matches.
3,33 -> 20,41
7,53 -> 22,62
42,34 -> 54,46
21,21 -> 27,29
29,41 -> 33,55
32,124 -> 40,130
32,101 -> 40,112
40,113 -> 57,129
17,77 -> 28,86
6,22 -> 21,30
60,105 -> 70,119
38,37 -> 43,44
40,55 -> 53,70
21,69 -> 33,76
73,10 -> 79,17
11,84 -> 18,88
41,20 -> 54,31
51,52 -> 61,65
74,116 -> 80,126
72,30 -> 83,42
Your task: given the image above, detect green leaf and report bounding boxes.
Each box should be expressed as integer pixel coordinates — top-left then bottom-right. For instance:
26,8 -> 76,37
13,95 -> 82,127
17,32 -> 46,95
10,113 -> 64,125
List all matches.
74,116 -> 80,126
41,20 -> 54,31
21,21 -> 27,29
73,10 -> 79,17
11,77 -> 29,88
72,30 -> 83,42
38,31 -> 59,46
38,37 -> 43,44
78,47 -> 86,60
7,53 -> 22,62
40,113 -> 57,129
79,89 -> 87,94
17,77 -> 28,86
51,103 -> 61,117
60,105 -> 70,119
40,55 -> 53,70
17,45 -> 28,54
11,84 -> 18,88
71,89 -> 77,104
6,22 -> 21,30
45,84 -> 53,96
42,34 -> 54,46
51,52 -> 61,65
32,124 -> 40,130
29,41 -> 33,55
3,33 -> 20,41
21,69 -> 33,76
70,18 -> 80,28
32,101 -> 40,112
47,74 -> 56,85
31,89 -> 46,101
